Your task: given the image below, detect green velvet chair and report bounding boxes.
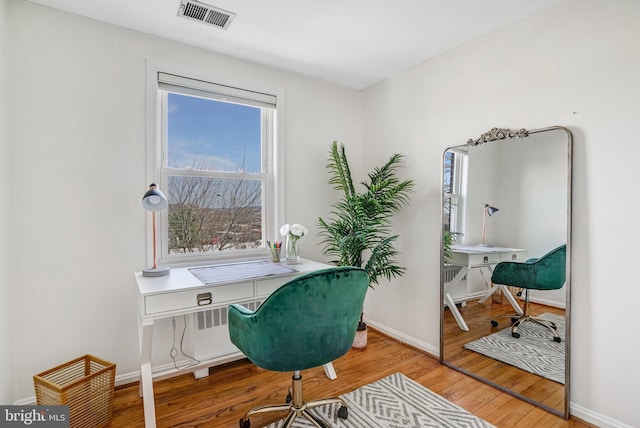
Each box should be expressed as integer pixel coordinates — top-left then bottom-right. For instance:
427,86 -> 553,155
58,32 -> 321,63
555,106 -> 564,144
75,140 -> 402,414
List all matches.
490,244 -> 566,343
228,266 -> 369,428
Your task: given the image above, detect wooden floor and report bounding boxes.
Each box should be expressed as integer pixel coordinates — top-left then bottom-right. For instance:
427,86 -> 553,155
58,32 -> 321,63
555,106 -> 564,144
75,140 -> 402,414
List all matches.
109,327 -> 593,428
443,297 -> 566,413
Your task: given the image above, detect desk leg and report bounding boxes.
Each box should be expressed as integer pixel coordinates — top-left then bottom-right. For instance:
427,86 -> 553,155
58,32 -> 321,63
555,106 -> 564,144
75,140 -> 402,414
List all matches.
447,267 -> 469,291
140,363 -> 156,428
478,283 -> 524,316
322,363 -> 337,380
497,284 -> 524,315
478,267 -> 497,304
478,284 -> 499,303
445,292 -> 469,331
443,267 -> 470,331
139,318 -> 157,428
478,266 -> 493,289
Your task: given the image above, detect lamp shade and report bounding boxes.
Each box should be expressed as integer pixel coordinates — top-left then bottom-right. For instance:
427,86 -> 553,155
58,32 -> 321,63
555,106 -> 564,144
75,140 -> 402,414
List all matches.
142,183 -> 168,212
142,183 -> 170,277
485,204 -> 499,216
481,203 -> 500,246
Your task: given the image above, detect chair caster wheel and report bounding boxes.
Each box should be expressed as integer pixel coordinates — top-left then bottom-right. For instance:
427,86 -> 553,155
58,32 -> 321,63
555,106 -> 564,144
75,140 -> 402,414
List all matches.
337,405 -> 348,420
239,418 -> 251,428
490,320 -> 498,327
512,332 -> 521,338
285,392 -> 292,403
554,336 -> 561,343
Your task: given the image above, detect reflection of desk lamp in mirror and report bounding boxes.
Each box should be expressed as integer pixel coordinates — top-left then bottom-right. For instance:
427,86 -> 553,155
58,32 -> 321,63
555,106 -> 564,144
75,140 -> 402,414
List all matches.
142,183 -> 170,277
480,203 -> 499,246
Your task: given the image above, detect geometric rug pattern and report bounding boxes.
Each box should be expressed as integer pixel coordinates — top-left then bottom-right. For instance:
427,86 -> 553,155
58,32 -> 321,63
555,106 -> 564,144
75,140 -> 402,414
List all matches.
463,313 -> 565,384
265,372 -> 495,427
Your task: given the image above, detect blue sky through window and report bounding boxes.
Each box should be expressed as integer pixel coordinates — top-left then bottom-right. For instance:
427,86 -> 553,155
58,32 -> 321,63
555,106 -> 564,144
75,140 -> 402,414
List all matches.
167,93 -> 261,172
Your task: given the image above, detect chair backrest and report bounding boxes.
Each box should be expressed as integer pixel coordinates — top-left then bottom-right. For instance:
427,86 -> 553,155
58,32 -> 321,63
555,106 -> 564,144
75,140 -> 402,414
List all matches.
228,267 -> 369,372
491,244 -> 566,291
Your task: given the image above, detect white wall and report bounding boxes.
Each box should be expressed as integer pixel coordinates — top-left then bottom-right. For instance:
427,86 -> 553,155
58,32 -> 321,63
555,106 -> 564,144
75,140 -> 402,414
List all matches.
362,0 -> 640,426
494,133 -> 568,255
464,135 -> 567,253
6,0 -> 361,401
0,0 -> 14,405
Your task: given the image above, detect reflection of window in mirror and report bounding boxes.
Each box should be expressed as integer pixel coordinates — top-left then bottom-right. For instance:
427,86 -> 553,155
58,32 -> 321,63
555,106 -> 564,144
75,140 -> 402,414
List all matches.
443,150 -> 468,239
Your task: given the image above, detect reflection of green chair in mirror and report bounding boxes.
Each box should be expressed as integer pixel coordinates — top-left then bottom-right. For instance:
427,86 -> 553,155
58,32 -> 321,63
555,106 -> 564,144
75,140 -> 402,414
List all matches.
490,245 -> 566,343
228,267 -> 369,428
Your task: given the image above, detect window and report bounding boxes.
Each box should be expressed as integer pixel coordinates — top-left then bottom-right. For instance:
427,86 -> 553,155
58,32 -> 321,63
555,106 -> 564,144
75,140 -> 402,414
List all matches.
443,149 -> 467,236
151,71 -> 280,264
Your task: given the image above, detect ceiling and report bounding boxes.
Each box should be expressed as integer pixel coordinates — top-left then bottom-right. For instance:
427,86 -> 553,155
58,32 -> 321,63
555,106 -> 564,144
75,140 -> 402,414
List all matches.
26,0 -> 566,90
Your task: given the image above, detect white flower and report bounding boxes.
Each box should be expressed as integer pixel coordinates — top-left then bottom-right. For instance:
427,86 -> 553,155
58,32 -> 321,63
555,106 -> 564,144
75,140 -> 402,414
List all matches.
290,223 -> 308,238
280,224 -> 291,236
280,223 -> 308,239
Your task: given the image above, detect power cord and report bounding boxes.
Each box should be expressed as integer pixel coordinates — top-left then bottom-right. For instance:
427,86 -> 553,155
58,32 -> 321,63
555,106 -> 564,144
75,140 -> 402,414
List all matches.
170,315 -> 201,371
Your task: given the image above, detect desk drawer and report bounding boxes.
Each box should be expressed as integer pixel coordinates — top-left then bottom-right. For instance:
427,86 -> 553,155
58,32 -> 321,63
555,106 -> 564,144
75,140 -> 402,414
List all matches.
256,274 -> 301,297
501,251 -> 527,261
144,281 -> 254,315
467,253 -> 501,265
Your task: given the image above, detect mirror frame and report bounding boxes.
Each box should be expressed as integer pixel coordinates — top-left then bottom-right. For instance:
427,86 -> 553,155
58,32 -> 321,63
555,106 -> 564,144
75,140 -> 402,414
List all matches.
439,126 -> 572,419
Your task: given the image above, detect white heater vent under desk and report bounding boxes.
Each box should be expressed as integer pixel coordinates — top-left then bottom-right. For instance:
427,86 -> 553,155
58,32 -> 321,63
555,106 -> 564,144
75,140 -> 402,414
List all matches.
190,299 -> 263,378
443,265 -> 468,303
443,265 -> 466,283
196,299 -> 263,330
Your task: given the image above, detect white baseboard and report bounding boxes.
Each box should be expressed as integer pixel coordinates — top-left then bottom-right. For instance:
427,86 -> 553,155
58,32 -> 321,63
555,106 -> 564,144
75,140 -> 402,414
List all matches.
13,396 -> 37,406
571,402 -> 635,428
527,295 -> 566,309
364,318 -> 439,357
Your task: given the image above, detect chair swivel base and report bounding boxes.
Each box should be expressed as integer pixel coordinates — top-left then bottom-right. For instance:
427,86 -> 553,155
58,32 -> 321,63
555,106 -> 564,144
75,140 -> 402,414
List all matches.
239,371 -> 348,428
490,287 -> 562,343
491,313 -> 561,343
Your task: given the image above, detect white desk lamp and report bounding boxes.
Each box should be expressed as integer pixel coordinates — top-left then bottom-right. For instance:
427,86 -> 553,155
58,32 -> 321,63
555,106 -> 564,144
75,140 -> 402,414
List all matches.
480,203 -> 499,246
142,183 -> 170,277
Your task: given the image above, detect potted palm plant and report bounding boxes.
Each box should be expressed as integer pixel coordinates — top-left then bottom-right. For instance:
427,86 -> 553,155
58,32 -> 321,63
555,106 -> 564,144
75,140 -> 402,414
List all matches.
317,141 -> 414,348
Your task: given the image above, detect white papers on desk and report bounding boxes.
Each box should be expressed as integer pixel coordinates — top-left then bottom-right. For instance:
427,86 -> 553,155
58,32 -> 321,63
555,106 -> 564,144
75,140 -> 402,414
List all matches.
189,260 -> 297,284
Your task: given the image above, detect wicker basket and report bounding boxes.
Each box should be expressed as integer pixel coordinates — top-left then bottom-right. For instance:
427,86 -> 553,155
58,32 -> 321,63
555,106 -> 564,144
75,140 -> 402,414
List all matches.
33,355 -> 116,428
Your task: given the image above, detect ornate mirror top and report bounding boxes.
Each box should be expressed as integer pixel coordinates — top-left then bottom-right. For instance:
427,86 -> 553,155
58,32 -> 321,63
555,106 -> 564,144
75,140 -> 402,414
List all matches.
467,127 -> 529,146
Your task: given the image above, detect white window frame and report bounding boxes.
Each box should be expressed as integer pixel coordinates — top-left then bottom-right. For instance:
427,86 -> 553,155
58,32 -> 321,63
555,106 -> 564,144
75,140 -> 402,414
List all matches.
145,63 -> 285,267
444,148 -> 468,241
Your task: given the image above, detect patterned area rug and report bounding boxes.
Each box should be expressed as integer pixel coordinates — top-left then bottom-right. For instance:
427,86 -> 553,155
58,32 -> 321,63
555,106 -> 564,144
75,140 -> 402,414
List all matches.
463,313 -> 565,384
264,372 -> 494,428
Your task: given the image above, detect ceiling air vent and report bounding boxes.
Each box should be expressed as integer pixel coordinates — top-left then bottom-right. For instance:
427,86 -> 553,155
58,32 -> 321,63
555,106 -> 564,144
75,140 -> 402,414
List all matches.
177,0 -> 236,30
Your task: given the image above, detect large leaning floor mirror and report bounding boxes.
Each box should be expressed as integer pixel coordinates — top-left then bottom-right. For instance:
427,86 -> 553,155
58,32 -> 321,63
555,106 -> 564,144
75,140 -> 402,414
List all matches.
440,126 -> 572,418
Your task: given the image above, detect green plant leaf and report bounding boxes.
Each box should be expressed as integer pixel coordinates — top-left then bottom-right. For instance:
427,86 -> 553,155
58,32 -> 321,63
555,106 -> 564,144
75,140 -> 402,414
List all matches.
317,141 -> 414,287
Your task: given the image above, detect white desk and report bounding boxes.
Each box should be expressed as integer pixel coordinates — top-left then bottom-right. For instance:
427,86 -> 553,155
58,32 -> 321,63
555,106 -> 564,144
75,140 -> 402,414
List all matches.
445,245 -> 527,331
135,258 -> 332,428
